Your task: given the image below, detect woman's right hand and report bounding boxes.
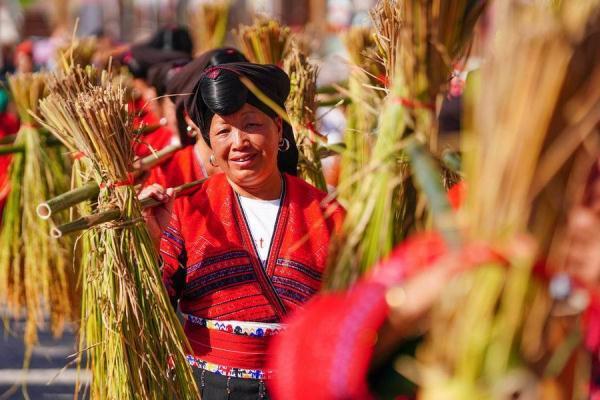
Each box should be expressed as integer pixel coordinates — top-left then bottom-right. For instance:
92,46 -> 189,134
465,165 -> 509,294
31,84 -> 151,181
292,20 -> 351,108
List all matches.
139,183 -> 175,249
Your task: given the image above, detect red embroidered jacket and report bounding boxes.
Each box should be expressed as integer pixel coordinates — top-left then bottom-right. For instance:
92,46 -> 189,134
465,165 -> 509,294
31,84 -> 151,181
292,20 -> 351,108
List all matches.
144,146 -> 205,188
160,172 -> 345,369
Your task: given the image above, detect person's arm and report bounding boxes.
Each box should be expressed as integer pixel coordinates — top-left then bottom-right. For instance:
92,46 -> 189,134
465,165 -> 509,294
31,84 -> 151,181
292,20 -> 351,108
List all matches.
140,184 -> 174,249
371,255 -> 462,368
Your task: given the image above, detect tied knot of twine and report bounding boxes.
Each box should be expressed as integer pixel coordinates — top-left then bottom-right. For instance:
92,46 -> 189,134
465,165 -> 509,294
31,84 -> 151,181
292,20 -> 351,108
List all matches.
99,172 -> 135,189
393,97 -> 436,111
306,121 -> 326,142
70,151 -> 86,160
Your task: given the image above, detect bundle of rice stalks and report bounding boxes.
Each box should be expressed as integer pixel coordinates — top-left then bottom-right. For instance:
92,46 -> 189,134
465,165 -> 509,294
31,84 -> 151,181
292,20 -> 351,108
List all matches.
190,0 -> 231,55
38,70 -> 198,399
56,36 -> 98,73
0,73 -> 76,356
326,0 -> 487,290
336,27 -> 386,203
283,44 -> 327,190
234,18 -> 292,65
414,1 -> 600,398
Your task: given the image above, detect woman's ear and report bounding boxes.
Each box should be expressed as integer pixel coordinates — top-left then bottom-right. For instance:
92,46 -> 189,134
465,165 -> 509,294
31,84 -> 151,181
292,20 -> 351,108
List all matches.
276,117 -> 283,139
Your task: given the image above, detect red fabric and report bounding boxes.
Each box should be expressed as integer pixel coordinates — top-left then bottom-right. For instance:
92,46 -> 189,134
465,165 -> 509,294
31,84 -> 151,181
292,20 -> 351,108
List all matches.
447,181 -> 465,211
144,145 -> 205,188
0,113 -> 20,135
130,99 -> 175,158
267,232 -> 503,400
160,173 -> 345,370
0,113 -> 19,219
185,321 -> 272,370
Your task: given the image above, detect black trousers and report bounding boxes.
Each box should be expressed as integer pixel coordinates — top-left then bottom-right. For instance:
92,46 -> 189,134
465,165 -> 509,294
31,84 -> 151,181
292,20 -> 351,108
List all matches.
193,368 -> 270,400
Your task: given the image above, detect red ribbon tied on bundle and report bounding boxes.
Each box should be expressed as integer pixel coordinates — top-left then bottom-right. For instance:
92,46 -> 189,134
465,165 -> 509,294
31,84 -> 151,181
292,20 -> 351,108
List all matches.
99,172 -> 135,189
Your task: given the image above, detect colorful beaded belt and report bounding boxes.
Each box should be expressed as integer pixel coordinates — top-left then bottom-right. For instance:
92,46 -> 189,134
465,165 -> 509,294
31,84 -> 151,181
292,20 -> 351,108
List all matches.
186,355 -> 274,380
182,313 -> 284,337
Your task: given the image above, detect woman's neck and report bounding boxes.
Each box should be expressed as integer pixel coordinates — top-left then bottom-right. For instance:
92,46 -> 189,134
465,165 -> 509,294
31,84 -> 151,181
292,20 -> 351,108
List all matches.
230,171 -> 283,200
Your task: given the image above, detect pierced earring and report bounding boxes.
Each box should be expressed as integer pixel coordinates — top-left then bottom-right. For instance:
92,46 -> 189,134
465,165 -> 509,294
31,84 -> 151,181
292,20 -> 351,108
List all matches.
186,125 -> 197,138
209,154 -> 217,167
278,137 -> 290,152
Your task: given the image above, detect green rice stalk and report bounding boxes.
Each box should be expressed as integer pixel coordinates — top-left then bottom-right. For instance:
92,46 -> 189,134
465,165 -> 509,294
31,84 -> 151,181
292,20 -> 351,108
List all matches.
337,27 -> 385,203
283,44 -> 327,190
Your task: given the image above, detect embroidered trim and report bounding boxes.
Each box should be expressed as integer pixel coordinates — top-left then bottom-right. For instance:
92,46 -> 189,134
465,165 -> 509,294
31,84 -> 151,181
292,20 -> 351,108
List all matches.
188,251 -> 248,274
234,177 -> 288,319
183,313 -> 283,337
186,355 -> 273,380
275,286 -> 310,304
276,258 -> 322,281
184,273 -> 255,299
186,264 -> 254,291
271,276 -> 317,297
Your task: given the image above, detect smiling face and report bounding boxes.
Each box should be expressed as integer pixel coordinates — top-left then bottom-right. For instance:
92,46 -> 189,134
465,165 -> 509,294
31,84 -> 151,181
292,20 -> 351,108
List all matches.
209,103 -> 282,195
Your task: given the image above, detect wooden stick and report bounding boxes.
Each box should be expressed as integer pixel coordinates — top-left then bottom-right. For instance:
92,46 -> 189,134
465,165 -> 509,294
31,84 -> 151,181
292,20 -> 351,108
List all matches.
0,144 -> 25,155
0,134 -> 17,145
51,178 -> 206,238
38,144 -> 182,218
36,182 -> 100,220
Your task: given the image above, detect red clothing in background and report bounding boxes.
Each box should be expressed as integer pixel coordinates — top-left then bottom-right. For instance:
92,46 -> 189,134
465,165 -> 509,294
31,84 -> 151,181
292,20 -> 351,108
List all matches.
144,145 -> 205,188
0,112 -> 20,218
130,98 -> 175,158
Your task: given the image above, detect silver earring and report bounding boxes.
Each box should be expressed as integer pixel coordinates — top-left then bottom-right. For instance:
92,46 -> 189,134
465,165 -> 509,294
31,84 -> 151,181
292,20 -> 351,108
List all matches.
209,154 -> 217,166
278,138 -> 290,152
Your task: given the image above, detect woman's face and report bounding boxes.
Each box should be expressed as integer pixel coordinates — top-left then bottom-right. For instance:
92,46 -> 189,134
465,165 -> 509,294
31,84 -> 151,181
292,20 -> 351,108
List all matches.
209,103 -> 282,189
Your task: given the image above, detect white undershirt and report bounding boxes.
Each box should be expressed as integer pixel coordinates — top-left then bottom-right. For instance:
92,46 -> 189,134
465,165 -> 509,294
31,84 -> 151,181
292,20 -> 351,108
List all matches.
238,195 -> 281,266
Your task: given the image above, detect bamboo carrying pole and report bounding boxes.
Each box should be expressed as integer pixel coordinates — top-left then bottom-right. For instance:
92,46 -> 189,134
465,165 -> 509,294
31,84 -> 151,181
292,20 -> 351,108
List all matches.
51,178 -> 206,238
36,143 -> 181,219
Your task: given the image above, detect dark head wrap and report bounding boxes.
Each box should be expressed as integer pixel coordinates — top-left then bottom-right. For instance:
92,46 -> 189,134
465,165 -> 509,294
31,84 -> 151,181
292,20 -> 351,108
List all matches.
188,62 -> 299,176
121,46 -> 190,80
165,48 -> 248,146
146,58 -> 190,97
144,26 -> 193,55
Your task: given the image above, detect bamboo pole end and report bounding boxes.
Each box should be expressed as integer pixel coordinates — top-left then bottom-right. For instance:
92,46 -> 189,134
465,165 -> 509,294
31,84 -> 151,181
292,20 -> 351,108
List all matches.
50,227 -> 63,239
37,203 -> 52,220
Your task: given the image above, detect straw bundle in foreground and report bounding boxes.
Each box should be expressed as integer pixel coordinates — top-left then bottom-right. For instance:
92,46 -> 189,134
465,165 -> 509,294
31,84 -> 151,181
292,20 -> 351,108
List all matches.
326,0 -> 487,289
38,70 -> 199,399
414,1 -> 600,398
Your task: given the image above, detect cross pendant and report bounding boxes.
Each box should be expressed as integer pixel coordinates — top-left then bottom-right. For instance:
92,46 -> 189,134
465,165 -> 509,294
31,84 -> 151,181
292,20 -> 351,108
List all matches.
259,238 -> 264,248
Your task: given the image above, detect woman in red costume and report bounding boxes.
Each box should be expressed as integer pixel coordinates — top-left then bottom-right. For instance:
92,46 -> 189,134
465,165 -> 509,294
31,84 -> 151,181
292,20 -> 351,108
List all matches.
144,62 -> 343,399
